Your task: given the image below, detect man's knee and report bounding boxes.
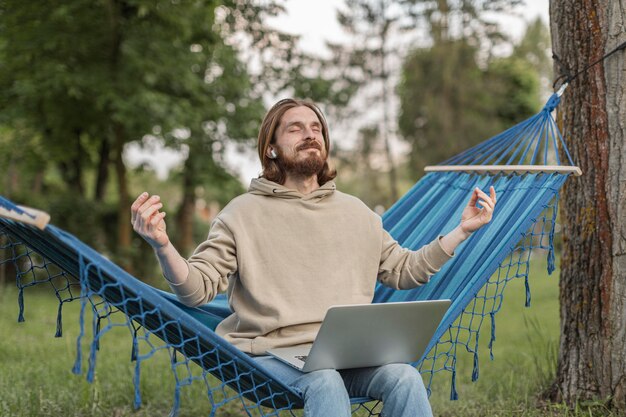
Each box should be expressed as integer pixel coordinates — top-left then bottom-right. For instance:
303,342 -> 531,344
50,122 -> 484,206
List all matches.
294,369 -> 351,417
296,369 -> 348,395
380,363 -> 420,378
377,363 -> 426,392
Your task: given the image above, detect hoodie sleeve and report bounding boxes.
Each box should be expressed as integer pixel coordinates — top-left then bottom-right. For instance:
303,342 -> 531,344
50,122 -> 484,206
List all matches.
377,229 -> 453,290
166,218 -> 236,307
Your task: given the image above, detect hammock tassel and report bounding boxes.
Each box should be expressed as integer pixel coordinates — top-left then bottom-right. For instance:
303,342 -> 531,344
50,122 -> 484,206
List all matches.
95,317 -> 101,351
471,351 -> 479,382
547,245 -> 555,275
450,368 -> 459,400
131,330 -> 138,362
87,312 -> 99,383
488,312 -> 496,361
72,299 -> 87,374
169,383 -> 181,417
547,200 -> 558,275
87,338 -> 98,383
133,358 -> 142,409
73,255 -> 89,375
524,275 -> 531,307
17,287 -> 25,322
54,302 -> 64,337
169,349 -> 181,417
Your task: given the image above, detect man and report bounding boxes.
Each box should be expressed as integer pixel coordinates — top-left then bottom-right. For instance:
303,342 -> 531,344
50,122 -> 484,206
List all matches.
131,98 -> 497,417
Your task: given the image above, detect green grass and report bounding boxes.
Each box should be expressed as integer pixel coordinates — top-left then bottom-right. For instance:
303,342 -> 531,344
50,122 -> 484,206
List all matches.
0,286 -> 246,417
0,254 -> 618,416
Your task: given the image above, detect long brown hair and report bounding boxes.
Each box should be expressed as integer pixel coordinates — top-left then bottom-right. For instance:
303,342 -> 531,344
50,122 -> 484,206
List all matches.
257,98 -> 336,185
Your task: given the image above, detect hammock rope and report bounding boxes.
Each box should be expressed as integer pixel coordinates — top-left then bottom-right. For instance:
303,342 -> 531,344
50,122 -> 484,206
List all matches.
0,91 -> 579,415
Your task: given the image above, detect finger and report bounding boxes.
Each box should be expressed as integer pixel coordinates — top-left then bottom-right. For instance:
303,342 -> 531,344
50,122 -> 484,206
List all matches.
468,188 -> 480,206
476,189 -> 496,207
131,192 -> 150,222
138,195 -> 161,217
131,192 -> 150,210
134,203 -> 163,232
475,189 -> 490,200
149,211 -> 166,227
140,203 -> 163,225
490,186 -> 497,204
478,199 -> 494,211
148,213 -> 167,240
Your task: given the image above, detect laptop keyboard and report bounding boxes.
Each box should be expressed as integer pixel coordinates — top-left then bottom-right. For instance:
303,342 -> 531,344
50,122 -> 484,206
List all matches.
295,355 -> 308,362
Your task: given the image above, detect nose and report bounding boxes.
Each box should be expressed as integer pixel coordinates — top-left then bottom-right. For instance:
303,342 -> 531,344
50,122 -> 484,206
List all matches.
304,126 -> 316,139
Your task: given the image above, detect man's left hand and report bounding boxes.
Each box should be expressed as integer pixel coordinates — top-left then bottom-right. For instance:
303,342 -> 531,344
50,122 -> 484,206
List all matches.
460,186 -> 497,234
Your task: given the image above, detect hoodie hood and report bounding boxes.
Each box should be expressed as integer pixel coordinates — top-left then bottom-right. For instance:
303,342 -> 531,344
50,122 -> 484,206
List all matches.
248,177 -> 336,201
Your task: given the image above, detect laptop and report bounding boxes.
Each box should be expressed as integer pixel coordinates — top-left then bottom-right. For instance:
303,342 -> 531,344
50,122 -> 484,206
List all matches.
266,299 -> 451,372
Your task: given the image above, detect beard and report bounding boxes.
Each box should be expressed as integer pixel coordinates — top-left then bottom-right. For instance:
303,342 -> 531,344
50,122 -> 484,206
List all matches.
276,140 -> 326,178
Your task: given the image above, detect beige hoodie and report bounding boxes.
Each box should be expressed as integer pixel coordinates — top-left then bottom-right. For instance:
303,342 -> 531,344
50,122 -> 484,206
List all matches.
167,178 -> 453,355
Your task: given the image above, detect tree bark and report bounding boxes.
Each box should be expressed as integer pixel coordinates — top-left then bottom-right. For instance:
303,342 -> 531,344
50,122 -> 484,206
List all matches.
6,158 -> 18,196
114,123 -> 132,273
176,159 -> 196,258
59,129 -> 85,197
550,0 -> 626,410
379,0 -> 398,204
94,137 -> 110,201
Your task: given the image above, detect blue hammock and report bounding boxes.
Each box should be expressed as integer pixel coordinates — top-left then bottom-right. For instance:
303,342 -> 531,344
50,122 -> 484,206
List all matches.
0,92 -> 579,416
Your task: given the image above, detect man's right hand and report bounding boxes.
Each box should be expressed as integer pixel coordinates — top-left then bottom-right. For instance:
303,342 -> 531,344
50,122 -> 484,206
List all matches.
131,192 -> 169,249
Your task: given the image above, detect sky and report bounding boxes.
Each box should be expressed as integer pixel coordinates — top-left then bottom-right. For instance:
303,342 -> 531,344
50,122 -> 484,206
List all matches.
272,0 -> 549,56
126,0 -> 551,182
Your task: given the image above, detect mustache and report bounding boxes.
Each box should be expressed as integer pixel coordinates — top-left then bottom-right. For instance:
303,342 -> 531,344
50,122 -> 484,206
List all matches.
296,140 -> 322,151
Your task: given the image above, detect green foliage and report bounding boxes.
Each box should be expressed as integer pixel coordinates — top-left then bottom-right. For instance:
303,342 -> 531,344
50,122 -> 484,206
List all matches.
399,0 -> 523,47
0,124 -> 48,197
485,56 -> 541,124
333,125 -> 394,210
0,1 -> 280,266
0,0 -> 223,195
398,39 -> 484,176
512,17 -> 552,82
323,0 -> 533,208
397,25 -> 542,178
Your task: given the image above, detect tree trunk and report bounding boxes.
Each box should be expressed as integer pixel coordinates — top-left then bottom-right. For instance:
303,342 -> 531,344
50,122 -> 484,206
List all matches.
32,169 -> 44,195
105,0 -> 133,272
94,137 -> 111,201
6,158 -> 18,196
59,129 -> 85,196
550,0 -> 626,411
379,0 -> 398,204
176,159 -> 196,258
114,123 -> 132,273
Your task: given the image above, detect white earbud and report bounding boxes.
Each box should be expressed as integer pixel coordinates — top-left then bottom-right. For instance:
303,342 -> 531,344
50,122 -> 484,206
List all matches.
269,149 -> 277,159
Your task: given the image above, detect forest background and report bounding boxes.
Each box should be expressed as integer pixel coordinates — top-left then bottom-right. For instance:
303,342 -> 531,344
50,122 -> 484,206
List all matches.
0,0 -> 552,284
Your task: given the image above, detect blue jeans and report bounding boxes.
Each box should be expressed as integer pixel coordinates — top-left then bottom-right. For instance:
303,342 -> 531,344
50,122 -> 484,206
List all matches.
254,356 -> 433,417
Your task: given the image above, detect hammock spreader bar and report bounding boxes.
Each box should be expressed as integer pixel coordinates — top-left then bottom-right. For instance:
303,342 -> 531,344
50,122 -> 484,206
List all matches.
0,198 -> 50,230
424,165 -> 582,176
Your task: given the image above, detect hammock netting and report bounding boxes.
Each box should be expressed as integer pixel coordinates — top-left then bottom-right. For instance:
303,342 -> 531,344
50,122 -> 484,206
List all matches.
0,93 -> 577,416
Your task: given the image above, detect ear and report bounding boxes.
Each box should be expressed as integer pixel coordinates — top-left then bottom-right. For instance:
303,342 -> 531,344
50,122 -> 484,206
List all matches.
267,148 -> 277,159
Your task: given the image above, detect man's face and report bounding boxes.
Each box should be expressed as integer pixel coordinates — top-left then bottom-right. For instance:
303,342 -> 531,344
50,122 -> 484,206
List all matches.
271,106 -> 327,177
